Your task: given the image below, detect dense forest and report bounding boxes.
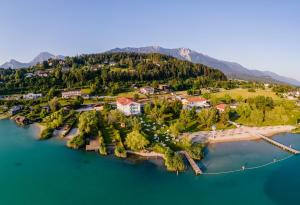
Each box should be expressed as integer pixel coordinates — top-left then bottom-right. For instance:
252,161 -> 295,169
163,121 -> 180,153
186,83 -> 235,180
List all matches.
0,52 -> 227,95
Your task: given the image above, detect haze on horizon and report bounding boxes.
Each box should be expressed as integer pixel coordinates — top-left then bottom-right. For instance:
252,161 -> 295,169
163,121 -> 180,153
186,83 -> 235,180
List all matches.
0,0 -> 299,80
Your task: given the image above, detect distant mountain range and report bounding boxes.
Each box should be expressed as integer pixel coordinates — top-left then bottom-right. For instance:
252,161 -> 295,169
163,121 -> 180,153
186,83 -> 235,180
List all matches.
0,52 -> 64,69
109,46 -> 300,86
1,47 -> 299,86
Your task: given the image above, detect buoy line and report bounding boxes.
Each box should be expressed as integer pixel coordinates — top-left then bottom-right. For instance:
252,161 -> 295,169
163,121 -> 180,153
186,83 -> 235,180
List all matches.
202,155 -> 294,175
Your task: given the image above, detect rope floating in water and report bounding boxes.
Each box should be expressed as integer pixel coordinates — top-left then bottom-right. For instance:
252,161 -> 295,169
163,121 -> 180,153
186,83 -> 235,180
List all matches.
202,155 -> 294,175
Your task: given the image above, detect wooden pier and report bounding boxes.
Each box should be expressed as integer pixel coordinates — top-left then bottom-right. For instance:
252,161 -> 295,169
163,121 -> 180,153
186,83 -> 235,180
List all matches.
180,151 -> 202,175
85,139 -> 100,151
254,132 -> 300,154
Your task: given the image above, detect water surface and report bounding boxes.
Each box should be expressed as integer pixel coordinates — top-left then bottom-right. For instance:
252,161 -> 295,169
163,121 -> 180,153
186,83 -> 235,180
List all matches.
0,119 -> 299,205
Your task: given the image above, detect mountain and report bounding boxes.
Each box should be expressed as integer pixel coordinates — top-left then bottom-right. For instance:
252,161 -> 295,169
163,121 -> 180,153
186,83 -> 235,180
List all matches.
109,46 -> 300,86
1,52 -> 64,69
29,52 -> 64,65
0,60 -> 30,69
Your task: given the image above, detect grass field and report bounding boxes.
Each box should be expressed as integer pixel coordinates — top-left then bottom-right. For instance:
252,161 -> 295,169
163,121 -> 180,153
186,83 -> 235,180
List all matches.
211,88 -> 282,101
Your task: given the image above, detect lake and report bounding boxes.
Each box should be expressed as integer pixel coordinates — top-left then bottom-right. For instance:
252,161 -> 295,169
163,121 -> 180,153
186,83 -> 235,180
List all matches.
0,119 -> 299,205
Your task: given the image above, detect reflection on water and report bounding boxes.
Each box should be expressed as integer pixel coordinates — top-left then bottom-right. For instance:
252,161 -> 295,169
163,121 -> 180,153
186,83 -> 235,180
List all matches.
202,137 -> 291,173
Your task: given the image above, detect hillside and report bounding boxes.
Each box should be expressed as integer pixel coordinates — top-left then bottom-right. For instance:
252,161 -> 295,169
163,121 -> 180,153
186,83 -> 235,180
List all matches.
0,52 -> 226,95
108,46 -> 300,86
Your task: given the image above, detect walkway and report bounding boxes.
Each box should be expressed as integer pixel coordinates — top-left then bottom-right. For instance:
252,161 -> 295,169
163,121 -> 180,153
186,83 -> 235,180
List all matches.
179,151 -> 202,175
253,132 -> 300,154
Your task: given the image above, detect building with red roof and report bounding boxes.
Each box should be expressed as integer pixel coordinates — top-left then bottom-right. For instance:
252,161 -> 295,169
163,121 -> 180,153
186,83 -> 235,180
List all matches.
181,97 -> 210,110
116,97 -> 141,115
216,103 -> 227,112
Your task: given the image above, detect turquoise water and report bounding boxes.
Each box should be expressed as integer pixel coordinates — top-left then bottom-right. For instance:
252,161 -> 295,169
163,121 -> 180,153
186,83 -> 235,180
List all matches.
0,119 -> 300,205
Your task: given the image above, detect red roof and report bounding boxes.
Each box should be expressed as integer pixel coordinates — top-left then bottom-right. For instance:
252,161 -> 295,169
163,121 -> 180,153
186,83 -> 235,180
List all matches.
186,97 -> 207,103
216,104 -> 227,110
116,97 -> 136,105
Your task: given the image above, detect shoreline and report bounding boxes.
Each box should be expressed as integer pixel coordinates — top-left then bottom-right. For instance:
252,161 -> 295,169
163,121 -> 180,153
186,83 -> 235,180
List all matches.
189,125 -> 297,144
32,123 -> 46,139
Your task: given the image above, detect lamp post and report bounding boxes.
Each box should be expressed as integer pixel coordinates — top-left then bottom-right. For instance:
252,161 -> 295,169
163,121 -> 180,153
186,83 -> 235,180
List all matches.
212,125 -> 216,139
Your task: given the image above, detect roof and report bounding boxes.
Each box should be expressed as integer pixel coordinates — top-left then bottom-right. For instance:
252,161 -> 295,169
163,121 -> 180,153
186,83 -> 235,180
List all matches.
216,104 -> 227,110
186,97 -> 207,103
116,97 -> 137,106
140,86 -> 154,90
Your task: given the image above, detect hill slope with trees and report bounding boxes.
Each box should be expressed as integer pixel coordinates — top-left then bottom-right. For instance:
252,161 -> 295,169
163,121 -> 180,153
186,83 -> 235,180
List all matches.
0,52 -> 227,95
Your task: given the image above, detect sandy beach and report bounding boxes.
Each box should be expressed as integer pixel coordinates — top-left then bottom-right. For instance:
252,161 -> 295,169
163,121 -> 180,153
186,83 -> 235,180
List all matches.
31,123 -> 46,139
188,125 -> 297,143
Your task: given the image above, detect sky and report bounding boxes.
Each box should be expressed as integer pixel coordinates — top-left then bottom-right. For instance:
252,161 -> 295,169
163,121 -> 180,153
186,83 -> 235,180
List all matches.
0,0 -> 299,80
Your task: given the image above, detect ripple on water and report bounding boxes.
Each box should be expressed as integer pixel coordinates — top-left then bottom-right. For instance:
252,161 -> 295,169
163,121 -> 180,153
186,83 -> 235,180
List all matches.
264,156 -> 300,205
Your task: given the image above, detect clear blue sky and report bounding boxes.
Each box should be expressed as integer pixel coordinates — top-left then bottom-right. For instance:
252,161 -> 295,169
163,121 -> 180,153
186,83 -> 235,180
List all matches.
0,0 -> 299,80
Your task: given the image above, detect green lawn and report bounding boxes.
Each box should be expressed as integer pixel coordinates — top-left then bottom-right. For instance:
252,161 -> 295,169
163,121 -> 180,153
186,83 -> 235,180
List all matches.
211,88 -> 282,101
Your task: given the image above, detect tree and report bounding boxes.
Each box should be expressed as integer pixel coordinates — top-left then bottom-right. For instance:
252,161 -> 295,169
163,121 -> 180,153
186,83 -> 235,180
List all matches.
49,97 -> 60,112
78,111 -> 100,136
133,93 -> 139,101
236,103 -> 251,120
72,96 -> 84,108
125,130 -> 149,151
198,108 -> 219,129
67,134 -> 85,149
98,131 -> 107,155
220,107 -> 230,125
46,88 -> 56,101
164,149 -> 185,171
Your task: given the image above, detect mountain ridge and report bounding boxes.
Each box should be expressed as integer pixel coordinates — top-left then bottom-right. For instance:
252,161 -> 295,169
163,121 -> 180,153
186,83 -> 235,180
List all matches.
1,47 -> 299,86
0,52 -> 64,69
108,46 -> 300,86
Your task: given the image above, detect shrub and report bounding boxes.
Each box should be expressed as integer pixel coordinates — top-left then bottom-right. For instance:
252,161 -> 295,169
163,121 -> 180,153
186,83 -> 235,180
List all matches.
40,127 -> 54,140
164,149 -> 185,172
114,143 -> 127,158
67,134 -> 85,149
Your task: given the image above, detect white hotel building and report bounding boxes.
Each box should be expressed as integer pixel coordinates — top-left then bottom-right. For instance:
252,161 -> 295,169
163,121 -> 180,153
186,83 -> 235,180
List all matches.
116,97 -> 141,116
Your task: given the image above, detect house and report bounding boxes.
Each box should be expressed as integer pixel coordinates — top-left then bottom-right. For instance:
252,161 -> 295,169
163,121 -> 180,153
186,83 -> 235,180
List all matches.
62,90 -> 82,99
181,97 -> 210,110
93,104 -> 104,111
158,84 -> 170,92
9,105 -> 23,115
116,97 -> 141,116
216,104 -> 227,112
23,93 -> 42,100
35,70 -> 49,77
109,61 -> 116,66
284,90 -> 300,99
140,86 -> 155,95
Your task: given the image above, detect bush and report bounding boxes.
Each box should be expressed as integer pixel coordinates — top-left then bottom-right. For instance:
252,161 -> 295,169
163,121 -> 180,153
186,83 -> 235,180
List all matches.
98,132 -> 107,155
125,130 -> 149,151
164,149 -> 185,172
67,134 -> 85,149
40,127 -> 54,140
114,143 -> 127,158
